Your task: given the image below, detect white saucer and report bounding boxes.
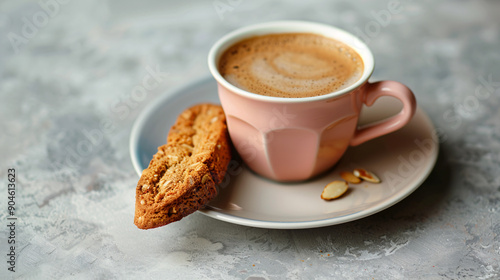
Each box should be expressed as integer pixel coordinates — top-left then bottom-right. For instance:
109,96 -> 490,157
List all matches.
130,76 -> 438,229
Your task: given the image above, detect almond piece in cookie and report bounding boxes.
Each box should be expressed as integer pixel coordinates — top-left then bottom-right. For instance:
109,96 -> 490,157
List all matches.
134,104 -> 231,229
321,180 -> 349,201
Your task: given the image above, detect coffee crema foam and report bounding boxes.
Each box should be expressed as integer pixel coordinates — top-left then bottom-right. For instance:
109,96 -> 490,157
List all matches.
218,33 -> 364,98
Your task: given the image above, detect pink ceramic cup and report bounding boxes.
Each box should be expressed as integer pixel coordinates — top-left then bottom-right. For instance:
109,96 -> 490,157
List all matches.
208,21 -> 416,182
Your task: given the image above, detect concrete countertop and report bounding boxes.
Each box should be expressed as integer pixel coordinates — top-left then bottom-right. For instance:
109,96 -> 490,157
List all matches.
1,0 -> 499,279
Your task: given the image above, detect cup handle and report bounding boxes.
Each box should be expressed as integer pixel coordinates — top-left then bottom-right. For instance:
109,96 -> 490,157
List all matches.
350,81 -> 417,146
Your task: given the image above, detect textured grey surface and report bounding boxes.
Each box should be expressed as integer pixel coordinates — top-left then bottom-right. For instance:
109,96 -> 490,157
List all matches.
1,0 -> 499,279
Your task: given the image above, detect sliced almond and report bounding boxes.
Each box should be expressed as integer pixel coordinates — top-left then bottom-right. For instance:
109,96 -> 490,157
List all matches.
166,155 -> 179,161
159,180 -> 172,192
189,162 -> 203,170
201,173 -> 211,184
181,143 -> 194,152
340,171 -> 361,184
181,110 -> 192,119
321,180 -> 349,201
353,168 -> 381,183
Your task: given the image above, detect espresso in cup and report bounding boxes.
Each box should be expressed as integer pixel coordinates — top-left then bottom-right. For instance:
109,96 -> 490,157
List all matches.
218,33 -> 364,98
209,21 -> 416,181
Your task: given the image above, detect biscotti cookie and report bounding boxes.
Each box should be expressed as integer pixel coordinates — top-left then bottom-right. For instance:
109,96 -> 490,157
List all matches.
134,104 -> 231,229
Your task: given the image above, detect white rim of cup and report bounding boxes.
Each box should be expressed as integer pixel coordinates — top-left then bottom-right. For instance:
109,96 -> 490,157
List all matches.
208,20 -> 375,103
